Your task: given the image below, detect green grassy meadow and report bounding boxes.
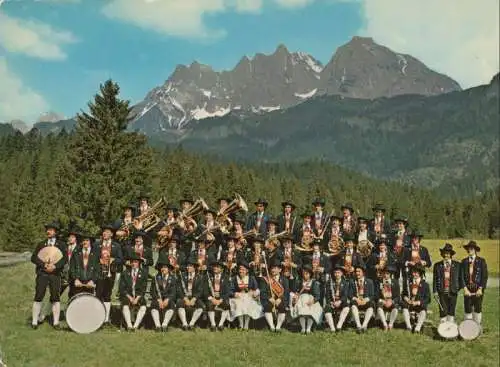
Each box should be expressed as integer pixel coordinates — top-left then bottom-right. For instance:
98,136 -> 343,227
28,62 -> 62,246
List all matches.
0,262 -> 498,367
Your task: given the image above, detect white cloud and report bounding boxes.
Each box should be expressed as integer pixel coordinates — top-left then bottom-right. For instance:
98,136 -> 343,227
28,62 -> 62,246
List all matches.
102,0 -> 321,40
0,12 -> 77,60
357,0 -> 500,88
102,0 -> 229,40
0,57 -> 49,122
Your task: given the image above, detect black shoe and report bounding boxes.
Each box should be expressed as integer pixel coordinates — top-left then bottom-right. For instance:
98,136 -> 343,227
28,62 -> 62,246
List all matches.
182,325 -> 189,331
155,327 -> 162,333
217,326 -> 224,332
356,328 -> 362,334
53,324 -> 61,330
210,326 -> 217,332
161,326 -> 168,333
31,324 -> 38,330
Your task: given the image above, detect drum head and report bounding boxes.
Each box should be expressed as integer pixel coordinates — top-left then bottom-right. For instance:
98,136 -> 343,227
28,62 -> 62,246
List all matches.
459,320 -> 481,340
66,293 -> 106,334
438,321 -> 459,339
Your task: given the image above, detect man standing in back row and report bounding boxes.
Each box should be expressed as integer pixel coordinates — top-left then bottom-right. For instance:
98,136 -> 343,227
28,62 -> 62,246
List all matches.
460,241 -> 488,326
31,221 -> 67,329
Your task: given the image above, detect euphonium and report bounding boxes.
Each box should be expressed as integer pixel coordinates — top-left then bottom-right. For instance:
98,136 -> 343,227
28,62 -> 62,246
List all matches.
328,235 -> 344,256
134,197 -> 168,232
216,193 -> 248,233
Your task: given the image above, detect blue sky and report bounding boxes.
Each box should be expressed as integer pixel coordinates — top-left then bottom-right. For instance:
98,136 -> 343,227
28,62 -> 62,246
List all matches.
0,0 -> 498,123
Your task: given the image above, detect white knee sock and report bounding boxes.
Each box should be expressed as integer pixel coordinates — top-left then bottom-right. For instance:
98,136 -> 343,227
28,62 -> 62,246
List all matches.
446,315 -> 455,322
276,313 -> 285,330
218,310 -> 228,327
377,308 -> 387,327
389,309 -> 398,327
52,302 -> 61,325
325,313 -> 335,331
133,306 -> 146,329
208,311 -> 216,327
464,313 -> 473,320
238,315 -> 244,329
178,308 -> 188,326
189,309 -> 203,327
337,307 -> 349,329
351,306 -> 361,328
104,302 -> 111,322
415,311 -> 426,331
151,309 -> 161,328
32,302 -> 42,326
162,309 -> 174,327
243,315 -> 250,330
264,313 -> 275,330
306,318 -> 313,332
473,312 -> 482,324
403,309 -> 412,329
362,308 -> 373,329
122,306 -> 133,328
299,317 -> 306,332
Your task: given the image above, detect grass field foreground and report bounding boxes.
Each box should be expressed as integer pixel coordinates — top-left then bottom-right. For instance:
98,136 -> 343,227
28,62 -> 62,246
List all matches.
0,263 -> 498,367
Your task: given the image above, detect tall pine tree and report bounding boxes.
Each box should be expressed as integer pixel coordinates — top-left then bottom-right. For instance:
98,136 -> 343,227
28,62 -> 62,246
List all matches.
59,80 -> 152,226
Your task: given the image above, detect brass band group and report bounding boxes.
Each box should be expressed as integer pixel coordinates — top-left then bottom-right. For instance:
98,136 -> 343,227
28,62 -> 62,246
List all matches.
30,194 -> 488,337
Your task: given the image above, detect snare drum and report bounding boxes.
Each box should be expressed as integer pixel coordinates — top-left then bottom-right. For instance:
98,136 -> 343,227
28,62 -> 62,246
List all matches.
437,321 -> 459,340
459,319 -> 482,340
66,293 -> 106,334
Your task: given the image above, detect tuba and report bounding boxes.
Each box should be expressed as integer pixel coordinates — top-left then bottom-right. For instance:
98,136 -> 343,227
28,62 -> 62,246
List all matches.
134,197 -> 168,232
182,198 -> 210,219
327,235 -> 344,256
357,239 -> 374,259
216,193 -> 248,233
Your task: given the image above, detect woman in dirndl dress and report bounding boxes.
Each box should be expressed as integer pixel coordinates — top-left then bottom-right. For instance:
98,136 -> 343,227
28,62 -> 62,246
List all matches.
229,261 -> 263,330
290,265 -> 323,334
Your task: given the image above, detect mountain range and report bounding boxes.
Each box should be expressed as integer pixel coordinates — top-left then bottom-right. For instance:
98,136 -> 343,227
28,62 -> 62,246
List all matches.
130,36 -> 461,131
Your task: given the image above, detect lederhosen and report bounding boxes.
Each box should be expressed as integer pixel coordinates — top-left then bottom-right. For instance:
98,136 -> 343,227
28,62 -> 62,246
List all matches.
261,275 -> 289,313
207,275 -> 230,311
462,257 -> 487,313
176,272 -> 205,310
61,243 -> 77,296
69,247 -> 99,298
96,240 -> 122,302
352,278 -> 374,311
324,278 -> 349,314
150,273 -> 177,311
434,260 -> 460,317
402,280 -> 430,312
119,268 -> 147,307
32,240 -> 67,303
377,279 -> 400,311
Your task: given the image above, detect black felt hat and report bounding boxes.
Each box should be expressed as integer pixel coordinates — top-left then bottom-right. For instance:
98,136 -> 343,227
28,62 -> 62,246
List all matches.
312,198 -> 326,206
463,240 -> 480,252
341,202 -> 354,212
44,221 -> 60,231
440,243 -> 456,256
281,200 -> 296,209
254,198 -> 268,207
372,203 -> 386,212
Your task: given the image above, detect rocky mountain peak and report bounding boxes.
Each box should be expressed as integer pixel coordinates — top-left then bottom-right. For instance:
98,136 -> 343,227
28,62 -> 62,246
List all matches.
319,37 -> 461,98
131,38 -> 461,132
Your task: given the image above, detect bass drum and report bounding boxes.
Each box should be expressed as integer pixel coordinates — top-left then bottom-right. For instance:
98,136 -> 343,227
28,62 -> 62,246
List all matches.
437,321 -> 459,340
66,292 -> 106,334
459,319 -> 482,341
